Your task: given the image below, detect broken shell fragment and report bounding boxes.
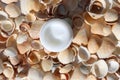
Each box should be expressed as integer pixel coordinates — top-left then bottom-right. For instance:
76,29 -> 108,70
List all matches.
97,38 -> 115,58
58,48 -> 75,64
91,60 -> 108,78
5,3 -> 21,18
78,46 -> 90,62
107,59 -> 119,73
41,59 -> 53,72
104,9 -> 118,23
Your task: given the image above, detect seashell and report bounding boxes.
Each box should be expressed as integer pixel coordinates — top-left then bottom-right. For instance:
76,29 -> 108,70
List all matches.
60,74 -> 70,80
0,20 -> 15,34
73,25 -> 88,45
20,0 -> 40,15
48,52 -> 58,58
97,38 -> 115,58
107,59 -> 119,73
28,68 -> 44,80
5,3 -> 21,18
25,12 -> 36,22
39,49 -> 48,59
31,40 -> 43,50
39,0 -> 52,5
85,75 -> 97,80
28,20 -> 45,39
3,62 -> 14,79
88,35 -> 102,54
112,23 -> 120,40
106,73 -> 119,80
70,66 -> 86,80
91,60 -> 108,78
0,59 -> 3,74
59,64 -> 73,73
1,0 -> 18,4
27,51 -> 41,64
79,63 -> 91,75
104,9 -> 118,23
43,72 -> 60,80
77,46 -> 90,62
0,11 -> 8,21
103,26 -> 112,36
19,22 -> 30,32
0,33 -> 7,43
41,59 -> 53,72
58,47 -> 75,64
9,57 -> 20,65
83,55 -> 98,66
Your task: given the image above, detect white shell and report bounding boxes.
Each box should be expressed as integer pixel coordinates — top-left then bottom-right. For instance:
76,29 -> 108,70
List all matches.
1,0 -> 18,4
0,11 -> 8,21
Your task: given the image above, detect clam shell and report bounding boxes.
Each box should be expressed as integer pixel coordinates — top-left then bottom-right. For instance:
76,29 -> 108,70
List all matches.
104,9 -> 118,23
59,64 -> 73,73
112,23 -> 120,40
25,12 -> 36,22
80,63 -> 91,75
0,11 -> 8,21
91,60 -> 108,78
31,40 -> 43,50
41,59 -> 53,72
1,0 -> 18,4
5,3 -> 21,18
97,38 -> 115,58
58,47 -> 75,64
106,73 -> 119,80
107,59 -> 119,73
78,46 -> 90,62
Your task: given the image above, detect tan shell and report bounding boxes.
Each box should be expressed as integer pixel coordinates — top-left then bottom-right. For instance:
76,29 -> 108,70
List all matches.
0,11 -> 8,21
59,64 -> 73,73
58,47 -> 75,64
0,59 -> 3,74
19,22 -> 30,32
78,46 -> 90,62
41,59 -> 53,72
31,40 -> 43,50
91,60 -> 108,78
80,63 -> 91,75
5,3 -> 21,18
104,9 -> 118,23
25,12 -> 36,22
112,23 -> 120,40
85,75 -> 97,80
39,0 -> 52,5
97,38 -> 115,58
88,35 -> 102,54
1,0 -> 18,4
107,59 -> 119,73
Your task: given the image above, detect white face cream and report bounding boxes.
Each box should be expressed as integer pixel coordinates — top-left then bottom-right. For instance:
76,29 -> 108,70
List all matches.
40,19 -> 73,52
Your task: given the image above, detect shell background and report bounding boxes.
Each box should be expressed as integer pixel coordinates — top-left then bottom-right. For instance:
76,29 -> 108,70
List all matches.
0,0 -> 120,80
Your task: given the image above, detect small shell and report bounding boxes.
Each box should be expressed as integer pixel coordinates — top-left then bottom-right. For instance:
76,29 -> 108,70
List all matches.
3,62 -> 14,79
0,59 -> 3,74
5,3 -> 21,18
88,35 -> 102,54
73,26 -> 88,45
85,75 -> 97,80
112,23 -> 120,40
91,60 -> 108,78
97,38 -> 115,58
0,11 -> 8,21
77,46 -> 90,62
59,64 -> 73,73
9,57 -> 20,65
31,40 -> 43,50
1,0 -> 18,4
107,59 -> 119,73
28,68 -> 44,80
80,63 -> 91,75
58,48 -> 75,64
25,12 -> 36,22
104,9 -> 118,23
27,51 -> 41,64
41,59 -> 53,72
39,0 -> 52,5
106,73 -> 119,80
19,22 -> 30,32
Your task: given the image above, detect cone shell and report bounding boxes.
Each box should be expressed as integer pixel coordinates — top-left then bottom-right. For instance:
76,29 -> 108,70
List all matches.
91,60 -> 108,78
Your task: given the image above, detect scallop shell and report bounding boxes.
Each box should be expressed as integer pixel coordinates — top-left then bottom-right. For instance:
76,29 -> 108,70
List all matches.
112,23 -> 120,40
97,38 -> 115,58
104,9 -> 118,23
41,59 -> 53,72
88,35 -> 102,54
1,0 -> 18,4
91,60 -> 108,78
107,59 -> 119,73
77,46 -> 90,62
0,11 -> 8,21
58,47 -> 75,64
5,3 -> 21,18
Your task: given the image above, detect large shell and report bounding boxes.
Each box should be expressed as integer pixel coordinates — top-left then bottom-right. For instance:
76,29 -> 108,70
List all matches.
91,60 -> 108,78
77,46 -> 90,62
97,38 -> 115,58
58,47 -> 76,64
5,3 -> 21,18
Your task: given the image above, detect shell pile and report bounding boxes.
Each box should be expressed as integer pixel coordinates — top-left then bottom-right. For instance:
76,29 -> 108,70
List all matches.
0,0 -> 120,80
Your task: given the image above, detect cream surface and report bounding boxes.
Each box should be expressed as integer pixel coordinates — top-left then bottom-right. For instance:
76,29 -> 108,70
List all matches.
40,19 -> 73,52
